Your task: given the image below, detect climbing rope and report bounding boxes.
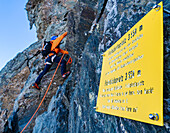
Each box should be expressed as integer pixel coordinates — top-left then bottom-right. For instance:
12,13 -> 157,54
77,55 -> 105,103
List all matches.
20,53 -> 65,133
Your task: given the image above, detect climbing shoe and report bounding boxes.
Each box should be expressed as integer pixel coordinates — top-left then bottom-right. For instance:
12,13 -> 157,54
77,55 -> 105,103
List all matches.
62,71 -> 71,79
32,83 -> 40,90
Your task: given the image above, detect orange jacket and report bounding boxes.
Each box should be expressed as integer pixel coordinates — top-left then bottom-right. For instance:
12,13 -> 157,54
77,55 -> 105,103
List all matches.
49,32 -> 68,56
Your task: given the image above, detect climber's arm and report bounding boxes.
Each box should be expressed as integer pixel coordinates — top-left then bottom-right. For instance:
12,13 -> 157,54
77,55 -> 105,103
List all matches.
59,49 -> 69,54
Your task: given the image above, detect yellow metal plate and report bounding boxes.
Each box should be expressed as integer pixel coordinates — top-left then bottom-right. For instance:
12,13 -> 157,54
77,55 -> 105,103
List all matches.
96,2 -> 163,126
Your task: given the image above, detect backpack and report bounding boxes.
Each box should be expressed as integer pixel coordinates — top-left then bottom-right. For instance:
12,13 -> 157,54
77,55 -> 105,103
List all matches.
42,41 -> 52,57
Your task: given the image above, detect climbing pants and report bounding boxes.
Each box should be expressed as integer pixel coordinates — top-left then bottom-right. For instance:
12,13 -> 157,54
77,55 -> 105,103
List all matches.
35,55 -> 66,85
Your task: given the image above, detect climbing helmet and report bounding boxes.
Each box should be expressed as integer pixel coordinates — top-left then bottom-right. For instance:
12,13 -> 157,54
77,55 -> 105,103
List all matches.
51,36 -> 58,40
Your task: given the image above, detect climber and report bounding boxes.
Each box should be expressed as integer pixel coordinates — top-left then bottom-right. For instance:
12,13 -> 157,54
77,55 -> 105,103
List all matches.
32,32 -> 70,90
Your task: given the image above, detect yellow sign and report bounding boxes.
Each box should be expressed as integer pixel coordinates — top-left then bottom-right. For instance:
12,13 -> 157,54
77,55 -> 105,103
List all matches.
96,2 -> 163,126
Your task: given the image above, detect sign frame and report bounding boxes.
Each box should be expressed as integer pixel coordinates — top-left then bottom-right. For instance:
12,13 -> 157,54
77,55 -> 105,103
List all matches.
96,2 -> 163,126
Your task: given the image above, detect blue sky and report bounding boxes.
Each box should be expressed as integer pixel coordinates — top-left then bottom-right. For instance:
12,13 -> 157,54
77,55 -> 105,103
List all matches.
0,0 -> 37,70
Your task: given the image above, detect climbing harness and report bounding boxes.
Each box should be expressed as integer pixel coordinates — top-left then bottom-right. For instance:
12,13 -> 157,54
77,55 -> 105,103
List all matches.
20,53 -> 65,133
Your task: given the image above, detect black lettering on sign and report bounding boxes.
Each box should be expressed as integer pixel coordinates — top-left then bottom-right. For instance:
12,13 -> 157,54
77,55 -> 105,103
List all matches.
111,106 -> 119,110
137,90 -> 143,95
139,25 -> 143,31
137,70 -> 141,77
108,38 -> 126,55
144,87 -> 154,94
114,99 -> 121,103
128,28 -> 137,41
115,92 -> 121,97
107,106 -> 110,109
122,99 -> 125,103
105,75 -> 124,86
129,90 -> 135,95
125,80 -> 145,88
125,92 -> 128,96
125,70 -> 135,80
121,106 -> 125,111
133,107 -> 138,112
126,106 -> 132,112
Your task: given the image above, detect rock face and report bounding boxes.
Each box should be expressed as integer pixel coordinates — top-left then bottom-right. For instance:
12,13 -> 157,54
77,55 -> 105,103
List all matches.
0,0 -> 169,133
